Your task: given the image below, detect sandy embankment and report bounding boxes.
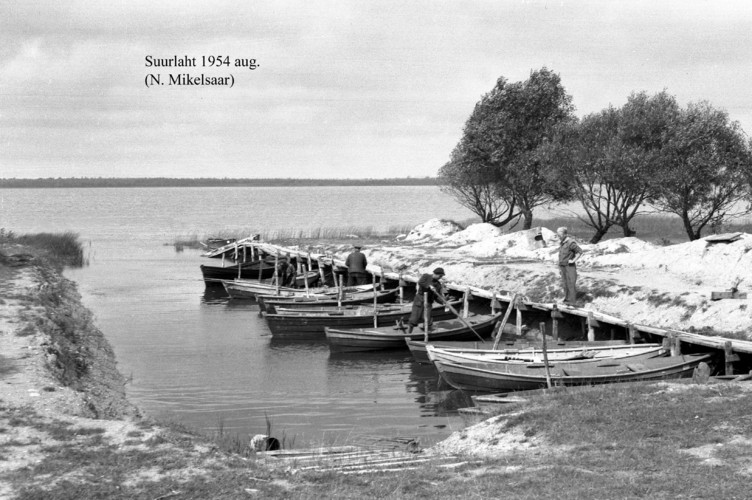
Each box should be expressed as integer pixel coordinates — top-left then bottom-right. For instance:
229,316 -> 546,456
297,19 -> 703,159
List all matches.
328,219 -> 752,337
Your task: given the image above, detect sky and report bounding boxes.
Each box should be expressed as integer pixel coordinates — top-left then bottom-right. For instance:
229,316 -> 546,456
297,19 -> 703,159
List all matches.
1,0 -> 751,179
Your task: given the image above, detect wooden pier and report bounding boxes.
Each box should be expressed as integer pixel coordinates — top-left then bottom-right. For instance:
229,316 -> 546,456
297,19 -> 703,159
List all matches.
206,238 -> 752,374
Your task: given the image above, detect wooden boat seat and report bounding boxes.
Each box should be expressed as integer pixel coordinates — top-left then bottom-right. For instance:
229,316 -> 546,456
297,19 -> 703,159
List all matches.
626,363 -> 647,372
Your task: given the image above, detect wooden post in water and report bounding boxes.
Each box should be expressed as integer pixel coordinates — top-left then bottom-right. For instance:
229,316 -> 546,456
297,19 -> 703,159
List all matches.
380,269 -> 385,291
515,298 -> 523,337
338,274 -> 344,308
317,259 -> 326,287
398,274 -> 404,305
237,243 -> 242,279
423,292 -> 430,342
307,252 -> 313,274
462,286 -> 470,318
540,322 -> 552,389
258,251 -> 264,282
490,290 -> 499,315
303,264 -> 310,297
274,253 -> 280,295
243,244 -> 247,263
373,275 -> 378,328
492,294 -> 517,349
628,325 -> 636,344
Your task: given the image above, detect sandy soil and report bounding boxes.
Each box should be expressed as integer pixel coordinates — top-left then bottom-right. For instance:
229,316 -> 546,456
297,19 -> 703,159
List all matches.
351,220 -> 752,337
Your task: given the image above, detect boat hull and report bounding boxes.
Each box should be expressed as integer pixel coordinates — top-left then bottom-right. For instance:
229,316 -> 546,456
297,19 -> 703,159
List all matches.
325,314 -> 501,352
222,272 -> 321,299
201,260 -> 276,286
265,301 -> 462,339
406,339 -> 630,364
433,353 -> 713,392
259,288 -> 399,313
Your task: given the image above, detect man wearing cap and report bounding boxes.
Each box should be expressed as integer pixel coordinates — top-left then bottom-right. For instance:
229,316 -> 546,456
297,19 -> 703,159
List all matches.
345,245 -> 368,286
407,268 -> 446,333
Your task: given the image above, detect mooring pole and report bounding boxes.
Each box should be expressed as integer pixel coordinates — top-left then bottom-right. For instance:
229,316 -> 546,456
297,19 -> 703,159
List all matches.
303,264 -> 310,297
373,275 -> 378,328
423,292 -> 430,342
462,286 -> 470,318
540,322 -> 552,389
274,253 -> 280,295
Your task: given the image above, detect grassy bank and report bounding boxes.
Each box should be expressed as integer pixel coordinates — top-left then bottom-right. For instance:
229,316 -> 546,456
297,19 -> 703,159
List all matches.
4,381 -> 751,499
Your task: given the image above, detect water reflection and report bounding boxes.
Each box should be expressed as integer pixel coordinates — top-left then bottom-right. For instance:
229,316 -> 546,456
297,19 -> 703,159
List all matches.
201,287 -> 229,305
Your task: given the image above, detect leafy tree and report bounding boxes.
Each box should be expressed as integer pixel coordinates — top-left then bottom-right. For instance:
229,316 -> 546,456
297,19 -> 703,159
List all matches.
552,91 -> 679,243
438,68 -> 575,229
438,142 -> 522,227
653,101 -> 752,240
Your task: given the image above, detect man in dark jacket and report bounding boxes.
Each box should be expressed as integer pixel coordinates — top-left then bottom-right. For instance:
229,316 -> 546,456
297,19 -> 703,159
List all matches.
345,245 -> 369,286
408,267 -> 446,333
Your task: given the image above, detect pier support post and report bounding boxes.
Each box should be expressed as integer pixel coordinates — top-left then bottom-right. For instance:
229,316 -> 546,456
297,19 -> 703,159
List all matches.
462,287 -> 470,318
724,341 -> 740,375
515,299 -> 523,337
317,259 -> 326,286
672,336 -> 682,356
628,325 -> 636,344
551,305 -> 562,341
587,311 -> 596,342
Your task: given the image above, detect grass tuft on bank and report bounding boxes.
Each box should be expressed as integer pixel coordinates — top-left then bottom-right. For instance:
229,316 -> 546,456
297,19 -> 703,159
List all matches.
0,228 -> 86,269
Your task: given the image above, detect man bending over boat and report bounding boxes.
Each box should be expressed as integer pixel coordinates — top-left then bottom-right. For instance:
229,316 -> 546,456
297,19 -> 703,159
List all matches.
407,268 -> 446,333
275,255 -> 297,288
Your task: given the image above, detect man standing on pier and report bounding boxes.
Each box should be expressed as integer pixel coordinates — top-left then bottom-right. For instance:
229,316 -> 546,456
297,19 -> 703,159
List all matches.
345,245 -> 369,286
557,227 -> 582,304
407,268 -> 446,333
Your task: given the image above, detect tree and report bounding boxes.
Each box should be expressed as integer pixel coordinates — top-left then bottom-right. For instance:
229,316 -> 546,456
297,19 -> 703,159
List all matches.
438,142 -> 522,227
553,91 -> 679,243
438,68 -> 575,229
654,101 -> 752,240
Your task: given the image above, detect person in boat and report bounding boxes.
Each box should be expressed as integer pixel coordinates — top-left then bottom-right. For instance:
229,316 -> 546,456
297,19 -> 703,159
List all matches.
275,255 -> 297,288
345,244 -> 369,286
407,267 -> 446,333
557,227 -> 583,305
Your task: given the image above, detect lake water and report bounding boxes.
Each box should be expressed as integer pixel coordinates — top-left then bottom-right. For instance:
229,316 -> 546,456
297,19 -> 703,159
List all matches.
1,186 -> 483,447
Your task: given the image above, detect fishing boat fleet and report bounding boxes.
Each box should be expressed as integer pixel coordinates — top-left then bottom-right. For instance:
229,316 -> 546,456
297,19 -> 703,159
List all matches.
199,242 -> 718,400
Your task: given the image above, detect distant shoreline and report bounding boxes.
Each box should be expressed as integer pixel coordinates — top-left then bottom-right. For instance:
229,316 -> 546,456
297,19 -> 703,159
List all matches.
0,177 -> 438,188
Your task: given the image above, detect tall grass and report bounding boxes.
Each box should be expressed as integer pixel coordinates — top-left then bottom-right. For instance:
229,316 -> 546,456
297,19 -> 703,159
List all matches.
0,228 -> 86,268
173,224 -> 419,249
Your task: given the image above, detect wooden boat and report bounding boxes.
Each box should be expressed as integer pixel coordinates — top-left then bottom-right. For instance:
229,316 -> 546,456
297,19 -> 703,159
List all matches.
264,300 -> 462,339
221,271 -> 322,298
325,313 -> 501,353
200,258 -> 277,286
426,343 -> 666,366
259,288 -> 399,313
406,339 -> 629,364
431,353 -> 714,392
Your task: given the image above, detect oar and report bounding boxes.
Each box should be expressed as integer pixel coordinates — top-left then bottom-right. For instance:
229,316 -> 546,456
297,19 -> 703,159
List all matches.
429,285 -> 484,342
492,293 -> 518,350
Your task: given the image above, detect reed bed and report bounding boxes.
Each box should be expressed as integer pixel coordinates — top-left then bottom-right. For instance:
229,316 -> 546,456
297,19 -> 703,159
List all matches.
172,224 -> 418,249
